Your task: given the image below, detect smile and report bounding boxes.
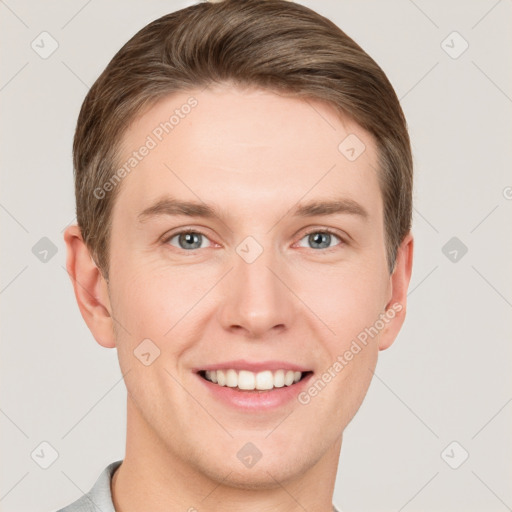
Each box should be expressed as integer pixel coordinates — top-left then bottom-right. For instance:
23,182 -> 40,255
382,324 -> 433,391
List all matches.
199,369 -> 313,392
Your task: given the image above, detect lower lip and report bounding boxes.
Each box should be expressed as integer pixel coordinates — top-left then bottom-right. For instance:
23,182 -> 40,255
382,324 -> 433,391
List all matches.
195,372 -> 314,411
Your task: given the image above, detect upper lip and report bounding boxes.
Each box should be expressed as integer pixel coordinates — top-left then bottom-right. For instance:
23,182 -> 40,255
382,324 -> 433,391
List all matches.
193,359 -> 313,373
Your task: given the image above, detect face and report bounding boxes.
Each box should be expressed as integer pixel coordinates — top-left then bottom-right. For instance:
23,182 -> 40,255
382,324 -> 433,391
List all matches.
94,85 -> 409,487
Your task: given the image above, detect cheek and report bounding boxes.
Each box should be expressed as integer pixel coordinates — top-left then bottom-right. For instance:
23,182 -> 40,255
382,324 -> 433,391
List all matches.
109,260 -> 211,367
302,327 -> 379,431
295,261 -> 385,415
111,253 -> 191,327
295,258 -> 388,342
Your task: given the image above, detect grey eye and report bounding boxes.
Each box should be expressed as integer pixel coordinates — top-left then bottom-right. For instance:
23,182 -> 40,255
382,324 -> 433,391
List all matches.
168,231 -> 211,250
298,231 -> 341,250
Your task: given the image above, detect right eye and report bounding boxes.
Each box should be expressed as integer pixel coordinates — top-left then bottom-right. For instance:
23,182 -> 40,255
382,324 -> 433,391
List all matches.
163,229 -> 214,251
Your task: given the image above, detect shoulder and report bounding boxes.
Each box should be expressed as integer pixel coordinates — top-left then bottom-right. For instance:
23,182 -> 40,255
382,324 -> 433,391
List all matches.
54,460 -> 123,512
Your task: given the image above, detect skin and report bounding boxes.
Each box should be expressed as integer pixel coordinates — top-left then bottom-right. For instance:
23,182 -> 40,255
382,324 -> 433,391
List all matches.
64,85 -> 413,512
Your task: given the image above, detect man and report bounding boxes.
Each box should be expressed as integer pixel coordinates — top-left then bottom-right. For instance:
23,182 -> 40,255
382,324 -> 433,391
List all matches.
60,0 -> 413,510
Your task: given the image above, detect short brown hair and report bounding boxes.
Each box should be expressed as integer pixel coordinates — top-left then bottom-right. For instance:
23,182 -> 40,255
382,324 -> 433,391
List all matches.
73,0 -> 412,280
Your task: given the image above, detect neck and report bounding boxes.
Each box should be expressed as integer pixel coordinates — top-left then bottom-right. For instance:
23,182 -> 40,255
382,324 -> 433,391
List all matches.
111,396 -> 342,512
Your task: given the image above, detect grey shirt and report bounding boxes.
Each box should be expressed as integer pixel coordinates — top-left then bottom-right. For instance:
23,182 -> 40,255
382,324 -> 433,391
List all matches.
56,460 -> 122,512
55,460 -> 342,512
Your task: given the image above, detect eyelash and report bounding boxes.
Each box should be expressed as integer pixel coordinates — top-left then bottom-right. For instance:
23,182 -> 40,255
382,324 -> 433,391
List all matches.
161,227 -> 346,253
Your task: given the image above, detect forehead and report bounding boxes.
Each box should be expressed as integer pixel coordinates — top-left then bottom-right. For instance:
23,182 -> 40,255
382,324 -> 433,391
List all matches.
112,85 -> 382,225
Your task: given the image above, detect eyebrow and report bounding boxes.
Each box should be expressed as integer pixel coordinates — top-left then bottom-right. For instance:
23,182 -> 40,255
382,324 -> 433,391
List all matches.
137,196 -> 369,222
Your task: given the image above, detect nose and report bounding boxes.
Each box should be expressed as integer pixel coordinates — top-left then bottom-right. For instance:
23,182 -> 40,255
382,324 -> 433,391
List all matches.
217,242 -> 296,339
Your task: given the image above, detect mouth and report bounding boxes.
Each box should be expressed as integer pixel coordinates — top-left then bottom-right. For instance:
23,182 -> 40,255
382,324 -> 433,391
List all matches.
191,360 -> 315,411
197,369 -> 314,393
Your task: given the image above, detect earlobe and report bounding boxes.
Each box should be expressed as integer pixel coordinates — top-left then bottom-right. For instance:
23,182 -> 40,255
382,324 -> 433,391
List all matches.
378,231 -> 414,351
63,225 -> 116,349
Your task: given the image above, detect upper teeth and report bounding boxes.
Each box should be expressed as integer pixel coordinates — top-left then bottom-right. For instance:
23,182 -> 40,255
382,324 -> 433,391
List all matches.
204,369 -> 303,390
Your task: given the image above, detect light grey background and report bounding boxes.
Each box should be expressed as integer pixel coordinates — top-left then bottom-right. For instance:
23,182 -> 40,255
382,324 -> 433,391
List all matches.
1,1 -> 511,511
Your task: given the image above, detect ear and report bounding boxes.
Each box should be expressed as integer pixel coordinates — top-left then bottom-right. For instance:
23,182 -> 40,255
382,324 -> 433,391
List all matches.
63,224 -> 116,349
378,231 -> 414,351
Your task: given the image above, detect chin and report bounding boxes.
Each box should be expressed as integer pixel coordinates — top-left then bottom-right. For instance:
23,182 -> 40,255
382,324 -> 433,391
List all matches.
196,448 -> 315,491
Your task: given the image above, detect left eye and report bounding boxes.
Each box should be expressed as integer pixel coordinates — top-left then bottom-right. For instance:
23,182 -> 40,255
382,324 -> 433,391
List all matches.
297,230 -> 343,250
